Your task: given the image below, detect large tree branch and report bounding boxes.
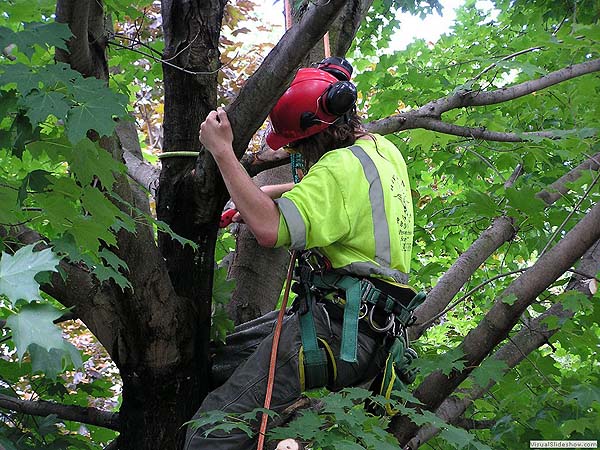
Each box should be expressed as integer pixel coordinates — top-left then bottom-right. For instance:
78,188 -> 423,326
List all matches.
537,152 -> 600,205
393,200 -> 600,444
403,117 -> 559,142
125,59 -> 600,192
123,150 -> 160,198
0,393 -> 119,431
406,240 -> 600,449
226,0 -> 349,157
459,59 -> 600,108
366,58 -> 600,137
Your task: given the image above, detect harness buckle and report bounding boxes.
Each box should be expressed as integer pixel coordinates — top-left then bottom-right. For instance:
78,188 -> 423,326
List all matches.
367,305 -> 395,333
358,302 -> 368,319
299,250 -> 330,275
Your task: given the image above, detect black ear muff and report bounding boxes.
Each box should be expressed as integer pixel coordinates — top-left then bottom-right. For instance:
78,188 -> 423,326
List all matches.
322,81 -> 357,116
300,111 -> 320,130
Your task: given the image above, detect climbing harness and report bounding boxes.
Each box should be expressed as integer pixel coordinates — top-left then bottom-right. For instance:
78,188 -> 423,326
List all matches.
293,250 -> 425,406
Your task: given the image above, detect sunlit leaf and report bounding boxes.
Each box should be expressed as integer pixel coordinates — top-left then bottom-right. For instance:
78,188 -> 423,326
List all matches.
0,244 -> 59,304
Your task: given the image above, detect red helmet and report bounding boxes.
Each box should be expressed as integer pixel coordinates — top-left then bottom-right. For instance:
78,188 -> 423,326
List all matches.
266,65 -> 357,150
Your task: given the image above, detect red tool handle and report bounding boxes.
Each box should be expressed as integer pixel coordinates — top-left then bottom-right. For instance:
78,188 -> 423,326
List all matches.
219,209 -> 237,228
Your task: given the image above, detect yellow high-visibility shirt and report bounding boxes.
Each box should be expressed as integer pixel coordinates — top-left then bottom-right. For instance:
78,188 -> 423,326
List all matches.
275,134 -> 413,284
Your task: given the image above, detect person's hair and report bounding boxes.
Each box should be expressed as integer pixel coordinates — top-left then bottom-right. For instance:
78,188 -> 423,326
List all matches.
287,111 -> 370,168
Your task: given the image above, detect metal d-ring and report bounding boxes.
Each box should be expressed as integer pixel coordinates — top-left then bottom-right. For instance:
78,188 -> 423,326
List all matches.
368,306 -> 395,333
358,302 -> 369,319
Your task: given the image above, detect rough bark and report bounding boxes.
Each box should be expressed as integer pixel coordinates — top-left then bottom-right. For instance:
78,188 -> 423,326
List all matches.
51,2 -> 216,450
151,2 -> 229,449
55,0 -> 109,78
154,0 -> 351,447
393,200 -> 600,444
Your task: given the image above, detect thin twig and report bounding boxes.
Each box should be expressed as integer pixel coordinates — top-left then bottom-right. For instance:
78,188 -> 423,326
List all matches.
163,29 -> 202,62
472,46 -> 544,82
464,147 -> 506,182
109,41 -> 221,75
506,335 -> 569,397
540,170 -> 600,256
419,269 -> 528,328
113,33 -> 163,57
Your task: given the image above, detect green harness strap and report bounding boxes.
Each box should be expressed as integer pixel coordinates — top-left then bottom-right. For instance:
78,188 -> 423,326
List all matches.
332,276 -> 362,363
303,273 -> 362,363
298,288 -> 329,389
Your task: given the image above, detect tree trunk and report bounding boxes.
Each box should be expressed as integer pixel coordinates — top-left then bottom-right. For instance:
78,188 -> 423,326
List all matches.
227,164 -> 292,324
155,1 -> 228,448
55,2 -> 228,449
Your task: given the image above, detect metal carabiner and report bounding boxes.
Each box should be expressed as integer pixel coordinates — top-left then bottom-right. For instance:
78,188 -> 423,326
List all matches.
368,306 -> 395,333
358,302 -> 369,319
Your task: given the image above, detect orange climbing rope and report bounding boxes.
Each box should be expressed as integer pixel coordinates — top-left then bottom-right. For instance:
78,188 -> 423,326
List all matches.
256,251 -> 297,450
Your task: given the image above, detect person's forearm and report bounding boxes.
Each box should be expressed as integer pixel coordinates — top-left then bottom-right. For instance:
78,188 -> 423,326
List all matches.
262,183 -> 294,199
213,149 -> 280,247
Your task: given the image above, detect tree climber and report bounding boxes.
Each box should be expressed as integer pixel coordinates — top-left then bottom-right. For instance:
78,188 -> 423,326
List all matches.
184,58 -> 423,450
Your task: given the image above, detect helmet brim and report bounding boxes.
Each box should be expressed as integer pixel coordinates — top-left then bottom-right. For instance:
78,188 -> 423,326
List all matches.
266,130 -> 294,151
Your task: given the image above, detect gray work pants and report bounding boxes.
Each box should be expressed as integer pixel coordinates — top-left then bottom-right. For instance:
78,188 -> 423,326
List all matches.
183,303 -> 386,450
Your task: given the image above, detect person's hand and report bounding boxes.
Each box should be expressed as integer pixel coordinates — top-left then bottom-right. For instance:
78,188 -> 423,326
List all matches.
199,107 -> 234,158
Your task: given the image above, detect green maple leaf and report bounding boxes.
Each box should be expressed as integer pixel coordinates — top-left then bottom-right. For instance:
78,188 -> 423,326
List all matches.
65,78 -> 127,143
41,62 -> 84,88
68,138 -> 120,186
567,384 -> 600,410
334,442 -> 366,450
470,358 -> 509,388
439,425 -> 474,449
213,266 -> 235,305
0,244 -> 59,304
505,186 -> 546,215
21,90 -> 70,125
464,189 -> 498,218
270,411 -> 324,441
5,303 -> 64,360
0,63 -> 41,95
205,422 -> 253,438
17,169 -> 52,205
66,104 -> 110,144
93,265 -> 132,290
0,22 -> 70,59
0,90 -> 18,118
29,341 -> 82,379
69,215 -> 118,251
